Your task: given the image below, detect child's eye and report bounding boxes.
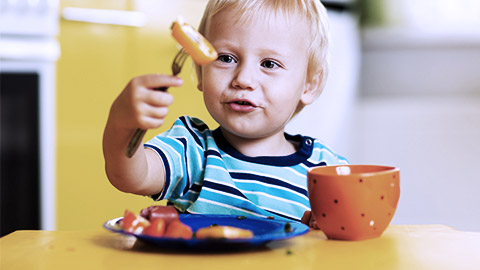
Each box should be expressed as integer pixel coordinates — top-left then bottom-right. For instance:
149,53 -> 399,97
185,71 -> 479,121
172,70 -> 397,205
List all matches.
261,60 -> 280,69
217,54 -> 237,64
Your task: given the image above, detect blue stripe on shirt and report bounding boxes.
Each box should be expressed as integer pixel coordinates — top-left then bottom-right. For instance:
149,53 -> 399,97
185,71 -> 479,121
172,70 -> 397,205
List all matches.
202,180 -> 249,200
176,137 -> 191,196
144,143 -> 171,201
180,116 -> 203,148
229,172 -> 308,197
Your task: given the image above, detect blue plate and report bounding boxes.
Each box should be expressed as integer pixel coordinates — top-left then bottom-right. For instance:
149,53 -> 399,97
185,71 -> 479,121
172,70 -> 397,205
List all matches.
104,214 -> 309,251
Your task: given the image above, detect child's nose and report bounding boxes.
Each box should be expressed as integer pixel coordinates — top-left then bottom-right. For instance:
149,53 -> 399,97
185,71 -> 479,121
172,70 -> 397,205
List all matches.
231,63 -> 257,90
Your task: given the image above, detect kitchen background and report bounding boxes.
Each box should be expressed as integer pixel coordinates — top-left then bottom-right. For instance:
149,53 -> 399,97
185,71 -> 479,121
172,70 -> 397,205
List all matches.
1,0 -> 479,236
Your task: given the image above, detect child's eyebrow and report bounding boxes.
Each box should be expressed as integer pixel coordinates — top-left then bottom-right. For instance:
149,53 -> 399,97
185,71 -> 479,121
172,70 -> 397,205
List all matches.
211,40 -> 289,60
210,39 -> 238,50
259,48 -> 285,56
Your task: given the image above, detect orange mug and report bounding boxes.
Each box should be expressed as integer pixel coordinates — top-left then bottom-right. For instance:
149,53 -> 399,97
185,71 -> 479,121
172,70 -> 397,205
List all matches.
307,165 -> 400,240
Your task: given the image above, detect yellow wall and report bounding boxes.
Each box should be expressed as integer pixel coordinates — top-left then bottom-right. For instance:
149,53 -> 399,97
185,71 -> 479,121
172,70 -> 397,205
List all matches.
56,0 -> 214,230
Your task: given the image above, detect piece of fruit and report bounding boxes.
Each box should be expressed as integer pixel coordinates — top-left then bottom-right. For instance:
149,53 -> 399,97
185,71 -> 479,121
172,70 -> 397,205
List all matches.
121,209 -> 150,234
164,220 -> 193,239
171,17 -> 217,65
143,218 -> 167,237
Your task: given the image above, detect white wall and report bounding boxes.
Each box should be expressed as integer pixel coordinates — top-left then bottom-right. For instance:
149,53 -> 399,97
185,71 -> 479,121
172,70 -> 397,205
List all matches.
351,95 -> 480,231
286,9 -> 360,157
355,30 -> 480,232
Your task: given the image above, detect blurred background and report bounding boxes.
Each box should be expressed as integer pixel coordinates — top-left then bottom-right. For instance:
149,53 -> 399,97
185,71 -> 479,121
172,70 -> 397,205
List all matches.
1,0 -> 479,236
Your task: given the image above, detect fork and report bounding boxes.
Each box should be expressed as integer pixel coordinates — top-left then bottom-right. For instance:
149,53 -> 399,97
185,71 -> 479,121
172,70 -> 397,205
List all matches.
125,49 -> 188,158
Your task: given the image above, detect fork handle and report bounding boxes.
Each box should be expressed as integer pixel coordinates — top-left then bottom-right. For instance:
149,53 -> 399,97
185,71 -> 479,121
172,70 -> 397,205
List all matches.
126,129 -> 147,157
125,86 -> 169,158
153,86 -> 168,91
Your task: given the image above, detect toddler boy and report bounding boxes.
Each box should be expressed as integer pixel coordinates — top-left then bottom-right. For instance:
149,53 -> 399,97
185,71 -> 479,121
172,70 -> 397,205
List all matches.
103,0 -> 348,225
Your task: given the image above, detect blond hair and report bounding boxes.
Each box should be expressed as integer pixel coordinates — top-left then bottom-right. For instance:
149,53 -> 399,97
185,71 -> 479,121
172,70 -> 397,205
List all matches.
196,0 -> 330,114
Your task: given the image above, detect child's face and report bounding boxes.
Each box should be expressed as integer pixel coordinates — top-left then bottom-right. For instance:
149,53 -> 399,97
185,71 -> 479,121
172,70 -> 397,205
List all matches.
198,6 -> 317,140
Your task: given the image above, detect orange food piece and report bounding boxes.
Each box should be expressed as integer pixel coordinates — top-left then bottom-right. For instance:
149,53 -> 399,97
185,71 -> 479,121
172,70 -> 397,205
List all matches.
143,218 -> 166,237
171,17 -> 217,65
195,226 -> 254,239
121,209 -> 150,234
164,220 -> 193,239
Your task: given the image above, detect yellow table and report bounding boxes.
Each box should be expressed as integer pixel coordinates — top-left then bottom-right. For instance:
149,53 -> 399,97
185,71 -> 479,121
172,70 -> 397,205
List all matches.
1,225 -> 479,270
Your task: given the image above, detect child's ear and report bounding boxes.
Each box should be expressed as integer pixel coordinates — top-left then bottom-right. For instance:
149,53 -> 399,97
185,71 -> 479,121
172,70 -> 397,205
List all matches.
197,78 -> 203,92
300,72 -> 322,105
196,66 -> 204,92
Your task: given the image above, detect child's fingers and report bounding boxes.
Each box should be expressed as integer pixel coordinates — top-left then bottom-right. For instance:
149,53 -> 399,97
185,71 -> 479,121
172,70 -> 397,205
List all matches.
133,104 -> 170,129
136,116 -> 165,130
301,210 -> 320,230
133,74 -> 183,89
301,210 -> 311,225
112,74 -> 179,129
143,105 -> 169,120
143,89 -> 174,107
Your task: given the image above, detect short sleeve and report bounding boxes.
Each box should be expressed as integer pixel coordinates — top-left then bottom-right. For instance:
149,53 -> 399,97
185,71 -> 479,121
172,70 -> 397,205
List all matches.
144,116 -> 211,209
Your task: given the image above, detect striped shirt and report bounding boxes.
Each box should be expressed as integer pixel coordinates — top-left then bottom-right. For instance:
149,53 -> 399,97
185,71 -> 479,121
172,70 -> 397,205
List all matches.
145,116 -> 349,222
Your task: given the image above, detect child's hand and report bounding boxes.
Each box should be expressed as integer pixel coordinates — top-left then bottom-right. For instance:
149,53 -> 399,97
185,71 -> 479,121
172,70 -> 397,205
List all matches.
110,74 -> 183,130
301,210 -> 320,230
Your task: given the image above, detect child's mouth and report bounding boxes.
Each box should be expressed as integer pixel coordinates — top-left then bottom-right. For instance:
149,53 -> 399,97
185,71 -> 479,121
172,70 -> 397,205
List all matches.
234,101 -> 252,106
228,100 -> 256,112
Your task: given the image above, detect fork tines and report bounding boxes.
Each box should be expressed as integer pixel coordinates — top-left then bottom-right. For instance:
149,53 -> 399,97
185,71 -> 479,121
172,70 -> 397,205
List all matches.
172,49 -> 188,75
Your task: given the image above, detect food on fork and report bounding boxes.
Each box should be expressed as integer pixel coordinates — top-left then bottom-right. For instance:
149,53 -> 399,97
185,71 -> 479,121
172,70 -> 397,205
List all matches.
171,16 -> 217,65
195,225 -> 254,239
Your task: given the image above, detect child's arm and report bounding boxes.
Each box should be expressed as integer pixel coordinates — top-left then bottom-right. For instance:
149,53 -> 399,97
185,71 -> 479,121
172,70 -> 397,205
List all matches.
102,74 -> 183,195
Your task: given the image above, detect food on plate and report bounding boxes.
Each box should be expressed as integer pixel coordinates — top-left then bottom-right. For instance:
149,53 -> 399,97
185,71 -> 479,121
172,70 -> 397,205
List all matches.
121,209 -> 150,234
164,220 -> 193,239
284,222 -> 293,233
142,218 -> 166,237
122,206 -> 192,239
195,225 -> 254,239
122,206 -> 255,240
171,17 -> 218,65
140,205 -> 179,225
